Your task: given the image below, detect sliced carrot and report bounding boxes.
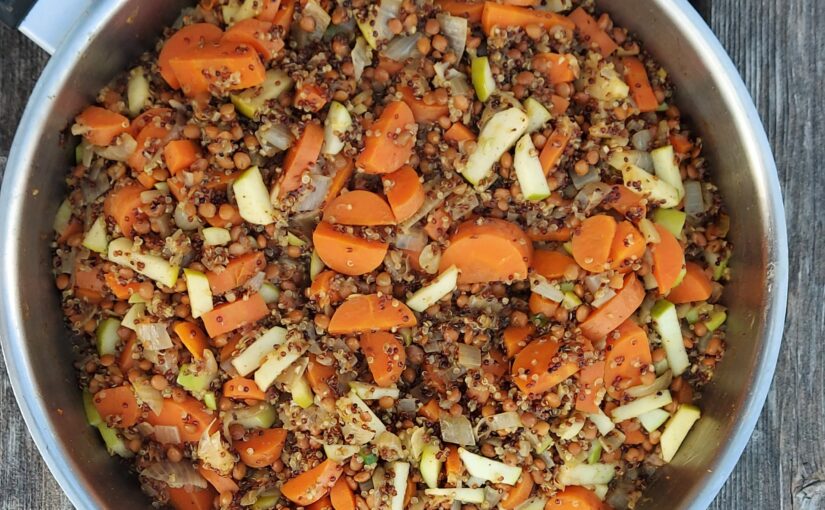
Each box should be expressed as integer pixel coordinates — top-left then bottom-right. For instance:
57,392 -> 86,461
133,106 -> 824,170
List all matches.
74,265 -> 105,303
118,335 -> 138,372
279,122 -> 324,197
607,185 -> 647,220
571,214 -> 617,273
377,56 -> 406,75
500,472 -> 534,509
74,106 -> 130,146
482,348 -> 509,382
609,221 -> 646,272
235,428 -> 287,468
105,272 -> 141,300
330,478 -> 356,510
294,82 -> 329,112
539,128 -> 570,175
503,324 -> 535,358
146,396 -> 217,442
511,337 -> 561,395
93,385 -> 140,428
360,331 -> 406,387
128,124 -> 172,174
533,53 -> 578,85
575,360 -> 605,413
437,0 -> 484,22
445,446 -> 462,484
306,354 -> 336,398
308,497 -> 333,510
397,86 -> 450,124
223,377 -> 267,400
356,101 -> 416,175
308,270 -> 341,306
164,140 -> 199,176
443,122 -> 476,143
418,399 -> 442,422
271,0 -> 296,32
323,157 -> 355,207
222,19 -> 283,60
159,23 -> 223,89
167,177 -> 187,202
382,165 -> 424,223
281,459 -> 344,506
129,107 -> 174,136
198,465 -> 240,494
206,252 -> 266,295
545,486 -> 603,510
204,204 -> 244,228
167,487 -> 216,510
201,293 -> 269,338
220,335 -> 242,362
549,94 -> 570,115
481,2 -> 575,36
104,183 -> 146,238
532,250 -> 577,280
623,57 -> 658,112
569,7 -> 618,58
667,262 -> 713,304
527,224 -> 571,242
424,207 -> 452,242
651,224 -> 686,295
328,294 -> 417,335
257,0 -> 282,22
173,321 -> 210,361
312,222 -> 389,276
529,292 -> 558,317
323,190 -> 396,226
670,133 -> 693,155
579,274 -> 645,340
439,218 -> 533,284
169,41 -> 266,96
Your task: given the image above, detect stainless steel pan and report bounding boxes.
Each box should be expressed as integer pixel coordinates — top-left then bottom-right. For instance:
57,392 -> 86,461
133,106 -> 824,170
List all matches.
0,0 -> 788,508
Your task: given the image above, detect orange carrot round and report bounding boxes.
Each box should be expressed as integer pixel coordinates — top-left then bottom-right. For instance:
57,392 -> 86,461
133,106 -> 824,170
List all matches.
572,214 -> 617,273
169,41 -> 266,97
397,86 -> 450,124
500,472 -> 534,509
206,252 -> 266,295
104,183 -> 146,238
360,331 -> 407,387
128,123 -> 173,174
197,465 -> 239,494
443,122 -> 477,144
74,106 -> 130,146
575,360 -> 606,413
579,274 -> 645,340
532,250 -> 577,280
201,293 -> 269,338
545,486 -> 603,510
167,486 -> 216,510
307,497 -> 333,510
312,222 -> 389,276
667,262 -> 712,304
607,185 -> 647,220
281,459 -> 344,506
529,292 -> 559,317
481,2 -> 575,36
93,385 -> 140,428
234,428 -> 287,468
323,190 -> 396,226
328,294 -> 417,335
158,23 -> 223,89
511,337 -> 561,395
146,396 -> 217,442
279,122 -> 324,197
330,477 -> 356,510
533,53 -> 578,85
503,324 -> 535,358
382,165 -> 425,223
356,101 -> 416,174
223,377 -> 267,401
222,19 -> 283,60
609,221 -> 646,271
439,218 -> 534,284
308,270 -> 341,306
651,224 -> 686,295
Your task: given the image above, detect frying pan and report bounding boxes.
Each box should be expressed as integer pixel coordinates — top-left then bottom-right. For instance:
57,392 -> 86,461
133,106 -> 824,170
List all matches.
0,0 -> 788,508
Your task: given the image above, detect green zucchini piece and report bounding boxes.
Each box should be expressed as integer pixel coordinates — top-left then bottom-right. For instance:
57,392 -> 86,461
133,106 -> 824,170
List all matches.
97,423 -> 133,458
83,390 -> 102,427
108,237 -> 180,288
513,133 -> 551,201
523,97 -> 552,133
461,107 -> 528,186
232,69 -> 293,119
406,265 -> 459,313
653,208 -> 686,237
322,101 -> 352,156
82,216 -> 109,254
651,145 -> 685,199
621,164 -> 680,208
705,309 -> 727,332
660,404 -> 701,462
638,408 -> 670,432
471,56 -> 496,102
651,299 -> 690,376
419,442 -> 442,489
233,166 -> 277,225
184,268 -> 213,319
176,363 -> 213,395
96,318 -> 121,357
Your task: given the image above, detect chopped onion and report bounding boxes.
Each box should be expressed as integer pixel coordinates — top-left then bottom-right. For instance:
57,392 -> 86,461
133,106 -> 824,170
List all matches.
198,427 -> 234,475
631,129 -> 653,151
375,430 -> 404,461
447,70 -> 472,97
141,462 -> 206,489
475,412 -> 522,440
418,244 -> 441,275
399,179 -> 448,231
373,0 -> 402,42
591,287 -> 617,308
569,166 -> 602,190
440,414 -> 476,446
295,174 -> 331,212
256,124 -> 294,153
395,228 -> 427,251
136,322 -> 173,351
323,444 -> 361,462
81,170 -> 111,203
352,37 -> 373,82
133,380 -> 164,416
683,180 -> 705,217
153,425 -> 181,445
457,344 -> 481,369
626,370 -> 673,398
530,275 -> 564,302
96,133 -> 137,162
584,273 -> 608,293
382,34 -> 422,61
398,398 -> 417,413
296,0 -> 330,43
437,13 -> 468,61
174,202 -> 201,231
573,182 -> 612,213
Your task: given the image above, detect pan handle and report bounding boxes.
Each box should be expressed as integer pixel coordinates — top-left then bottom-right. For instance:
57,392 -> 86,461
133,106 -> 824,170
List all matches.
2,0 -> 92,55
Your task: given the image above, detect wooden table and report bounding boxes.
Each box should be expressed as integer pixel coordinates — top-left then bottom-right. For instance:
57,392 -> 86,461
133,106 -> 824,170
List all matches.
0,1 -> 822,508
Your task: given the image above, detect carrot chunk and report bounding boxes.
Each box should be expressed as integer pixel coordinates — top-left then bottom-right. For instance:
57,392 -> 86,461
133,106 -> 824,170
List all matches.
330,477 -> 356,510
328,294 -> 417,335
223,377 -> 267,400
436,0 -> 484,22
532,250 -> 577,280
500,473 -> 534,509
623,57 -> 659,112
356,101 -> 416,174
569,7 -> 618,57
279,122 -> 324,197
609,221 -> 646,272
382,166 -> 425,223
93,385 -> 140,428
439,218 -> 533,284
651,224 -> 686,295
206,252 -> 266,295
511,337 -> 561,395
201,293 -> 269,338
168,487 -> 216,510
443,122 -> 477,143
667,262 -> 713,304
173,321 -> 210,361
608,185 -> 647,220
539,128 -> 570,175
533,53 -> 579,85
605,320 -> 653,398
481,2 -> 575,36
197,465 -> 239,494
74,106 -> 130,146
222,19 -> 283,60
323,157 -> 355,207
281,459 -> 344,506
397,86 -> 450,124
164,140 -> 199,176
529,292 -> 559,317
158,23 -> 224,89
360,331 -> 407,387
545,486 -> 603,510
503,324 -> 535,358
579,274 -> 645,340
104,183 -> 146,238
312,222 -> 389,276
571,214 -> 617,273
575,360 -> 606,413
323,190 -> 396,226
146,396 -> 217,442
234,428 -> 287,468
168,40 -> 266,96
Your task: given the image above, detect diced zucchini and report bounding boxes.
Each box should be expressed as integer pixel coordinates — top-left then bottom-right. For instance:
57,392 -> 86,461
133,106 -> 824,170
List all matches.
562,291 -> 582,310
177,363 -> 213,395
651,145 -> 685,200
653,208 -> 686,237
128,292 -> 146,304
685,306 -> 701,324
254,335 -> 308,391
230,403 -> 277,429
203,227 -> 231,246
461,108 -> 528,186
638,408 -> 670,432
127,66 -> 150,117
407,265 -> 459,312
53,199 -> 72,236
323,444 -> 361,462
232,69 -> 293,119
83,390 -> 102,426
108,237 -> 180,288
251,490 -> 280,510
588,65 -> 629,101
259,282 -> 280,304
558,462 -> 615,486
203,391 -> 217,411
705,309 -> 727,332
290,374 -> 314,409
471,56 -> 496,102
621,164 -> 680,208
337,391 -> 385,444
356,18 -> 378,49
97,423 -> 133,457
523,97 -> 552,133
535,434 -> 554,454
587,441 -> 603,464
458,448 -> 522,485
705,250 -> 730,281
286,231 -> 306,247
184,268 -> 213,319
660,404 -> 701,462
593,484 -> 609,501
513,134 -> 551,201
653,357 -> 669,376
425,488 -> 485,504
96,318 -> 121,357
610,390 -> 672,422
310,250 -> 325,281
232,326 -> 288,376
586,409 -> 615,436
349,381 -> 400,400
651,299 -> 690,376
322,101 -> 352,155
121,303 -> 145,331
419,442 -> 442,489
388,462 -> 410,510
233,166 -> 277,226
82,216 -> 109,253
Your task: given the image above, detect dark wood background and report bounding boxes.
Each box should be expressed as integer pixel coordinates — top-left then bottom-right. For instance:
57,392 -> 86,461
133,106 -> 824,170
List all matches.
0,1 -> 822,508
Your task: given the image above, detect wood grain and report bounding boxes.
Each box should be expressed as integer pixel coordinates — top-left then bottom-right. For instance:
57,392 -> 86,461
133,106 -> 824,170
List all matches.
0,1 -> 823,509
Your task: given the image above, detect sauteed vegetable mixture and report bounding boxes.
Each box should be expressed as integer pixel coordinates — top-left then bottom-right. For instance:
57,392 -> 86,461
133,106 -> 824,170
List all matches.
53,0 -> 732,508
